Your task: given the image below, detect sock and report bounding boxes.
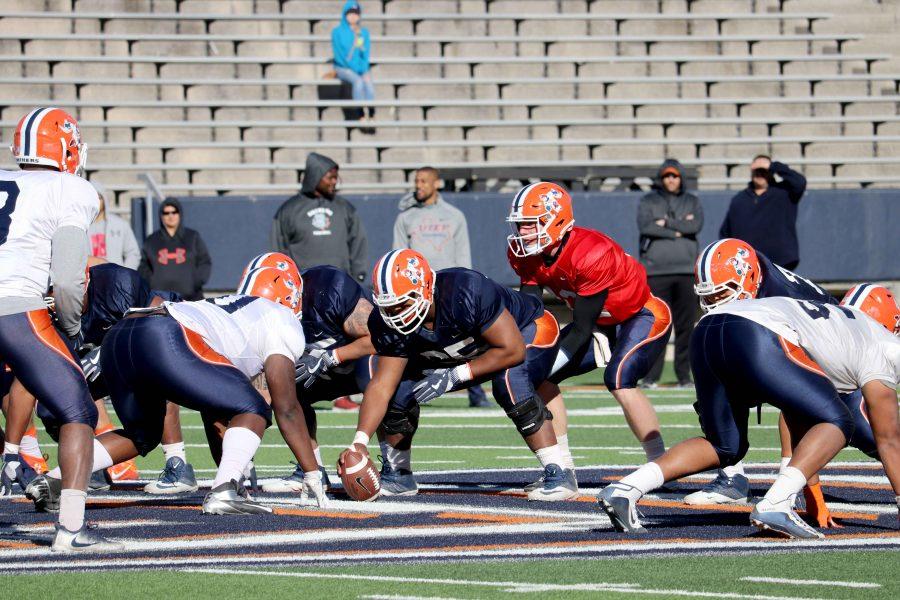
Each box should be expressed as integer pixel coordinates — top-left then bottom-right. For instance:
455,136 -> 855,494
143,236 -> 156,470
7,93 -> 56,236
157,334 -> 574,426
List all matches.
723,461 -> 745,478
2,448 -> 20,479
58,489 -> 88,532
759,466 -> 806,510
313,446 -> 323,468
779,456 -> 792,474
243,459 -> 255,479
212,428 -> 261,488
92,439 -> 115,472
556,434 -> 576,470
3,442 -> 19,455
535,444 -> 565,469
640,434 -> 666,461
162,442 -> 187,463
94,423 -> 115,436
384,446 -> 411,471
618,462 -> 665,501
21,427 -> 43,459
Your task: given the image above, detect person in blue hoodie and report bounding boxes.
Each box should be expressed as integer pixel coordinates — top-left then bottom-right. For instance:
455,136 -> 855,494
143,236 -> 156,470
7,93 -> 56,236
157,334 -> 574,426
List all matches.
332,1 -> 375,122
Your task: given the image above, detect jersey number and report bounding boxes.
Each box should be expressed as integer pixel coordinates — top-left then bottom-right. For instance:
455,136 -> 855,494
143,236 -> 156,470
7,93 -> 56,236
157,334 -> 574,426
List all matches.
206,294 -> 256,314
420,336 -> 484,361
774,264 -> 827,297
0,181 -> 20,245
798,300 -> 855,321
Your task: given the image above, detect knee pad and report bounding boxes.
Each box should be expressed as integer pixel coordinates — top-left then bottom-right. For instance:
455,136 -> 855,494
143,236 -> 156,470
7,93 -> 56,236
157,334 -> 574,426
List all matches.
382,403 -> 420,436
505,396 -> 552,437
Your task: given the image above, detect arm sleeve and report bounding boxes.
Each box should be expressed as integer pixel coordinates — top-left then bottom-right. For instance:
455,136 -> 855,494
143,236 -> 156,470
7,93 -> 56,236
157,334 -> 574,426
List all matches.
51,226 -> 90,337
347,207 -> 369,283
771,161 -> 807,203
637,197 -> 677,239
392,215 -> 407,250
558,290 -> 608,359
665,195 -> 704,235
455,216 -> 473,269
122,225 -> 141,270
194,234 -> 212,286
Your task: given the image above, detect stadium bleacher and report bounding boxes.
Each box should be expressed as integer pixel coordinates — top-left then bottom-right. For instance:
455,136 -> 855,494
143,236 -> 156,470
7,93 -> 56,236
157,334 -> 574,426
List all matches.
1,0 -> 899,207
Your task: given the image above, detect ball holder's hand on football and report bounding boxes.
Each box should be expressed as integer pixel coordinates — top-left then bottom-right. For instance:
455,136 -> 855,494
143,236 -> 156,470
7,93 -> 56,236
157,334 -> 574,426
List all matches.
337,445 -> 381,502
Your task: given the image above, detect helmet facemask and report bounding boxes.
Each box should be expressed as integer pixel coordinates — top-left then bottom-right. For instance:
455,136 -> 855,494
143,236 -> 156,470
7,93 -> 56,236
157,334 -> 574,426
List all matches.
373,288 -> 432,334
506,212 -> 555,257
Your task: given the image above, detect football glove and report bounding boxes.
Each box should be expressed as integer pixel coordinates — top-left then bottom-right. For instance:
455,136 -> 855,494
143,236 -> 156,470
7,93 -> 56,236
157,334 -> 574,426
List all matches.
294,350 -> 340,389
80,346 -> 102,382
301,469 -> 329,508
412,365 -> 470,405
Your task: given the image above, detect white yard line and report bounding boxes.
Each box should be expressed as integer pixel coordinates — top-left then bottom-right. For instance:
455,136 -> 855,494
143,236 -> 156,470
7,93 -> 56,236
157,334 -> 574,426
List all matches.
739,576 -> 880,589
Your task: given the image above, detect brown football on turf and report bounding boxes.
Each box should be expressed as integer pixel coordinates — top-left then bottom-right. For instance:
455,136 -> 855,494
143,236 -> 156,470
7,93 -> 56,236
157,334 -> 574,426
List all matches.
339,448 -> 381,502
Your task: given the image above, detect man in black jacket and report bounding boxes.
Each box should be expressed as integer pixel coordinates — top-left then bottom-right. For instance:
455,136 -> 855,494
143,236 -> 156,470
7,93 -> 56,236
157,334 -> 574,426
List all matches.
720,155 -> 806,270
637,159 -> 703,387
138,198 -> 211,301
270,152 -> 368,283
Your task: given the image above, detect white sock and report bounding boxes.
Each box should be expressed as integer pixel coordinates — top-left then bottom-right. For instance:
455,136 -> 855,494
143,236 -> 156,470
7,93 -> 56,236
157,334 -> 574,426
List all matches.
313,446 -> 323,468
243,459 -> 255,479
92,439 -> 115,472
3,442 -> 19,455
640,434 -> 666,461
618,462 -> 665,501
779,456 -> 792,474
535,444 -> 565,469
723,461 -> 745,478
384,446 -> 411,471
212,428 -> 261,488
759,466 -> 806,511
162,442 -> 187,463
20,434 -> 42,459
46,466 -> 61,479
58,489 -> 88,531
557,434 -> 575,470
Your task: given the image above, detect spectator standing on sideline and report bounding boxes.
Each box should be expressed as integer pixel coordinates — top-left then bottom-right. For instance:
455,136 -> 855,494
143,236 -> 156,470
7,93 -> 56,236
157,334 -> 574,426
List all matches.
89,181 -> 140,269
392,167 -> 490,408
272,152 -> 368,411
720,155 -> 807,270
138,198 -> 211,301
637,160 -> 703,388
332,1 -> 375,124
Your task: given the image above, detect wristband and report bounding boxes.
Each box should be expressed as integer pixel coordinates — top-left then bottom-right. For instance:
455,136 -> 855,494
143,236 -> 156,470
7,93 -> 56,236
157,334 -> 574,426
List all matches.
330,349 -> 342,365
352,430 -> 370,448
453,363 -> 473,383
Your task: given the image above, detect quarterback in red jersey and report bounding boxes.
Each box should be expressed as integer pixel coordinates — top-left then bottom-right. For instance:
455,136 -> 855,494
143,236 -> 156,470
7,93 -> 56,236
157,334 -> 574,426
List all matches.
507,182 -> 671,488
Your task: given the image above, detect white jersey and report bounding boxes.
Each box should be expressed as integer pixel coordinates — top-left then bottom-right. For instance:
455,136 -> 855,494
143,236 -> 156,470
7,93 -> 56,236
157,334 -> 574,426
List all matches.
165,295 -> 305,379
709,296 -> 900,393
0,169 -> 98,299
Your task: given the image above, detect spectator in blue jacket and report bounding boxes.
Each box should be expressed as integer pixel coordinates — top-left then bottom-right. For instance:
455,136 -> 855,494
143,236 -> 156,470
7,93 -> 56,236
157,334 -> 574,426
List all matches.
719,155 -> 807,270
332,1 -> 375,123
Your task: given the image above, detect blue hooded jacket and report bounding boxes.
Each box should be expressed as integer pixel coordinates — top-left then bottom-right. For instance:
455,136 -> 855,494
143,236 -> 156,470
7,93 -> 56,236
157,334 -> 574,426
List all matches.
332,1 -> 371,74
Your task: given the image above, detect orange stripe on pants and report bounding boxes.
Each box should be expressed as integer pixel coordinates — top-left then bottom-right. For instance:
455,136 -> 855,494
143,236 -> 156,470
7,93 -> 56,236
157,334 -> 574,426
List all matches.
25,309 -> 81,372
179,325 -> 235,368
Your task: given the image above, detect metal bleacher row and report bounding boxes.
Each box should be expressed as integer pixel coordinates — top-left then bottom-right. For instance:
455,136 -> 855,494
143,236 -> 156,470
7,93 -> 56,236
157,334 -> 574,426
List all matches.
1,0 -> 899,205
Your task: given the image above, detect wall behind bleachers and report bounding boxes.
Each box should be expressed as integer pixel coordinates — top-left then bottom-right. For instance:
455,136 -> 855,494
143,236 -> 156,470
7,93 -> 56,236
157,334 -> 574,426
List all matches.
132,190 -> 900,291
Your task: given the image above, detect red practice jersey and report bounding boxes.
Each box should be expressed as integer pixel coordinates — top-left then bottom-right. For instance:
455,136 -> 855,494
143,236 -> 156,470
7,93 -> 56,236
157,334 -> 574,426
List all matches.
508,226 -> 650,326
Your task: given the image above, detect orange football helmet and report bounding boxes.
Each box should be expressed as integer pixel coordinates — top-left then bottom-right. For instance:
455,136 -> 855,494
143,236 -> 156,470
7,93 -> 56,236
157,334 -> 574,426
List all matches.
239,252 -> 300,287
10,107 -> 87,176
238,266 -> 302,318
840,284 -> 900,335
506,181 -> 575,257
371,249 -> 435,334
694,238 -> 762,312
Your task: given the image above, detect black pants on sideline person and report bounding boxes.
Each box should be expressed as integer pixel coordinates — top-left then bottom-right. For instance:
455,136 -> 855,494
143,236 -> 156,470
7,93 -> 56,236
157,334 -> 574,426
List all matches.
644,274 -> 697,385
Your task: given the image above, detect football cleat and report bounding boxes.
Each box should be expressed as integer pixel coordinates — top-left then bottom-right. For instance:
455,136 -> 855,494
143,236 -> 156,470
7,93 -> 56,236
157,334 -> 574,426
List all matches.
240,462 -> 259,493
1,453 -> 38,494
202,480 -> 272,515
379,461 -> 418,497
526,465 -> 579,501
51,523 -> 123,553
107,458 -> 139,482
598,483 -> 647,533
683,470 -> 751,505
333,396 -> 360,411
262,463 -> 331,493
25,475 -> 62,513
750,499 -> 824,540
524,468 -> 579,493
88,469 -> 111,491
143,457 -> 198,495
20,453 -> 49,475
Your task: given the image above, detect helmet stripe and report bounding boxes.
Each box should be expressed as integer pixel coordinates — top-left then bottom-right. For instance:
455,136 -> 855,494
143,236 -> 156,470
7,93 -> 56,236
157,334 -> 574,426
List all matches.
511,182 -> 541,213
699,239 -> 724,284
237,267 -> 262,295
379,250 -> 402,296
248,253 -> 273,271
21,107 -> 49,157
847,283 -> 873,307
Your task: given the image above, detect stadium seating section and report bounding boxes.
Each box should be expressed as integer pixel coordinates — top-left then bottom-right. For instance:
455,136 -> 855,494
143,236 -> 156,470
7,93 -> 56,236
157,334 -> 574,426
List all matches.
1,0 -> 899,208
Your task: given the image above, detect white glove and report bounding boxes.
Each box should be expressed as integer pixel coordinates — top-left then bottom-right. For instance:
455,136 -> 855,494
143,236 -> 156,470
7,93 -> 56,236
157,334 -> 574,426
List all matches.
80,346 -> 102,382
301,469 -> 329,508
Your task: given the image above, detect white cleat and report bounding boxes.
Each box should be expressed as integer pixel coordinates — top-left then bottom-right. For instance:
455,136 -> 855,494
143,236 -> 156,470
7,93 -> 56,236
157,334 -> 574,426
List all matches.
51,524 -> 124,553
202,480 -> 273,515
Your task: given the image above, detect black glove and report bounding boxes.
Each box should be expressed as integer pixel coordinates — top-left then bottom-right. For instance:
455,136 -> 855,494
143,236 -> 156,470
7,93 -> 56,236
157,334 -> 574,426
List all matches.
80,346 -> 102,382
294,350 -> 340,389
412,367 -> 466,405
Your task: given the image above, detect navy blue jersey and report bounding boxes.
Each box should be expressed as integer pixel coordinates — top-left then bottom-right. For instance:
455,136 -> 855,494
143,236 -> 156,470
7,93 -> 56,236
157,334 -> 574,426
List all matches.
757,253 -> 835,305
300,266 -> 364,349
369,268 -> 543,367
79,264 -> 155,348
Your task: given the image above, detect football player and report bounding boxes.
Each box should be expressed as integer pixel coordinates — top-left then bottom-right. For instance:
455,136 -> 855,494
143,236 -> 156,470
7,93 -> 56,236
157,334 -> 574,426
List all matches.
262,263 -> 376,493
0,107 -> 113,551
338,249 -> 573,500
27,267 -> 327,516
506,182 -> 671,492
599,295 -> 900,539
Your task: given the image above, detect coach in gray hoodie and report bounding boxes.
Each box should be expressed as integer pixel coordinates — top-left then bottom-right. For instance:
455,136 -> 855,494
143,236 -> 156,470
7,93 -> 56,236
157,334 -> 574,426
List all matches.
270,152 -> 368,283
637,159 -> 703,387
